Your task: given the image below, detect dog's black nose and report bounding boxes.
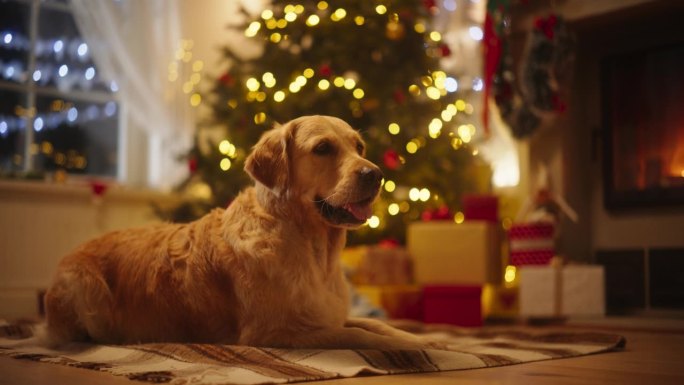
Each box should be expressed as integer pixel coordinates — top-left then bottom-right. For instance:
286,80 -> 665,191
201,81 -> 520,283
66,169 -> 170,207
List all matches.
358,166 -> 384,189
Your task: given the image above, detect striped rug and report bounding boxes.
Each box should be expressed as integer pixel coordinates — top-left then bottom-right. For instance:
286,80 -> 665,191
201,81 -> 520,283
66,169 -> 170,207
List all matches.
0,322 -> 625,384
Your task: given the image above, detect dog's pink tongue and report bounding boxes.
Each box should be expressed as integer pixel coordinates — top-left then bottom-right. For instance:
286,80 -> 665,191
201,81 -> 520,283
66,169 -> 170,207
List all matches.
344,202 -> 373,221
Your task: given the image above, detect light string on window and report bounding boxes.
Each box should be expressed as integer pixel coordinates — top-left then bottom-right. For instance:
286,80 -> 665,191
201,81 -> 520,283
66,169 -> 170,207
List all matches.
1,31 -> 114,91
0,101 -> 117,137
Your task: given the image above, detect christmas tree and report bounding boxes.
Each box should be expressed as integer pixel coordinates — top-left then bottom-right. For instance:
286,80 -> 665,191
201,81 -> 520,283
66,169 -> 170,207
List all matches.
165,0 -> 491,244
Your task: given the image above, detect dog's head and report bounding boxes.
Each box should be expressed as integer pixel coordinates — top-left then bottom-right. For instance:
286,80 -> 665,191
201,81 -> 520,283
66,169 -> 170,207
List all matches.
245,115 -> 383,228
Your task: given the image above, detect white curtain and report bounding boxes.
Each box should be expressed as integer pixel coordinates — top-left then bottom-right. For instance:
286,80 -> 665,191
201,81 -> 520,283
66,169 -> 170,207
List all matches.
70,0 -> 193,189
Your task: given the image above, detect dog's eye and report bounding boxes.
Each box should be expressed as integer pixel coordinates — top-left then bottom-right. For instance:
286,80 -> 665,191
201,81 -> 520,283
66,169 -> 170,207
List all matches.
356,142 -> 365,155
313,141 -> 334,155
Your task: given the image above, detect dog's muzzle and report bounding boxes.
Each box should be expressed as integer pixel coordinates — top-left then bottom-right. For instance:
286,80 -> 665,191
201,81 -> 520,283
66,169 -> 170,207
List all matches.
316,166 -> 383,226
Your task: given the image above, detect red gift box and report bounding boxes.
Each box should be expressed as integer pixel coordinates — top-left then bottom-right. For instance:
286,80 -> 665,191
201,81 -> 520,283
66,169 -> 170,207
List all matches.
423,285 -> 483,327
462,194 -> 499,223
508,222 -> 555,265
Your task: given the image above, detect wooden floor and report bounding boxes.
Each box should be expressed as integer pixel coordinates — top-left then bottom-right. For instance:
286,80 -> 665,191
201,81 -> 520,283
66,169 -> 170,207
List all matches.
2,319 -> 683,385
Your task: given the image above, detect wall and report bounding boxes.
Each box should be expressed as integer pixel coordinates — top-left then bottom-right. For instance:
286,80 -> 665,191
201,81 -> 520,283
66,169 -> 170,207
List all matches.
0,181 -> 173,318
178,0 -> 263,142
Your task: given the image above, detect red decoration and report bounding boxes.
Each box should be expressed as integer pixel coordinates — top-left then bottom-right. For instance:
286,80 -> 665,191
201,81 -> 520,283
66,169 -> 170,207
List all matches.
434,205 -> 451,220
318,63 -> 332,77
219,72 -> 234,86
188,157 -> 198,173
551,93 -> 567,113
482,9 -> 502,135
421,205 -> 451,221
393,89 -> 406,104
534,14 -> 558,40
89,180 -> 108,197
382,149 -> 400,170
422,0 -> 437,13
378,238 -> 400,248
439,43 -> 452,57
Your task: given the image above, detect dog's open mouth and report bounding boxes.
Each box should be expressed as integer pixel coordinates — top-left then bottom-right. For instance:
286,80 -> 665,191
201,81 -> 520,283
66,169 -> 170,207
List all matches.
315,196 -> 375,226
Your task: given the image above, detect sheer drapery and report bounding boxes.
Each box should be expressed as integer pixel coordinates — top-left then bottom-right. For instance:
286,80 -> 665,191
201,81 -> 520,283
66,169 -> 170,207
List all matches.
71,0 -> 192,189
436,0 -> 520,188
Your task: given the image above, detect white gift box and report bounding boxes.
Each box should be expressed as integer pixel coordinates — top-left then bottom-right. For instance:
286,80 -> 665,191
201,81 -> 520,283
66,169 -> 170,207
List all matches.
519,265 -> 605,317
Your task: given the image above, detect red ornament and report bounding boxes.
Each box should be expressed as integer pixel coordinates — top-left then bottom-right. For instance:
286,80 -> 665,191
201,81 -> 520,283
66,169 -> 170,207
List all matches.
534,14 -> 558,40
318,63 -> 332,77
188,157 -> 198,173
421,205 -> 452,221
219,72 -> 234,86
551,93 -> 567,113
378,238 -> 400,248
422,0 -> 437,13
393,89 -> 406,104
439,43 -> 452,57
548,14 -> 558,27
534,17 -> 544,30
90,180 -> 108,197
383,149 -> 400,170
434,205 -> 451,220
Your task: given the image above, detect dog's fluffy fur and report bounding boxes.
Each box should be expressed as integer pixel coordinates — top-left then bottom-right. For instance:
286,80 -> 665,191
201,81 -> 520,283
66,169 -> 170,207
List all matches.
44,115 -> 437,350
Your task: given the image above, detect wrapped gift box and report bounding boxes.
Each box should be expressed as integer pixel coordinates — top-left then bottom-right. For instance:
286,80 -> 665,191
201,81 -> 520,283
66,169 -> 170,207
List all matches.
355,285 -> 423,321
341,245 -> 413,285
519,265 -> 605,318
408,221 -> 502,285
423,285 -> 483,327
462,194 -> 499,223
508,222 -> 555,266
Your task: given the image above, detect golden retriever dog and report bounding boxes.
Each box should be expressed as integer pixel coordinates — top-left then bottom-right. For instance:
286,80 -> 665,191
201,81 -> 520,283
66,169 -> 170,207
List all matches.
44,115 -> 438,350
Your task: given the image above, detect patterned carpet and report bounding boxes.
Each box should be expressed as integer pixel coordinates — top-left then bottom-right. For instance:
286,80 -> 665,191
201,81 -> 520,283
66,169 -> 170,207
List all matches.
0,322 -> 625,385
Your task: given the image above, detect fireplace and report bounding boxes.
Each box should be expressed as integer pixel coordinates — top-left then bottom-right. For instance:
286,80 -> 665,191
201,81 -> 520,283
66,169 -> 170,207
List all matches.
601,42 -> 684,210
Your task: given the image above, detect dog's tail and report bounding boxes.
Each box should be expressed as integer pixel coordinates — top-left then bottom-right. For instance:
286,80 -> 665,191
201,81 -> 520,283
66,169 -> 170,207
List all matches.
43,267 -> 114,347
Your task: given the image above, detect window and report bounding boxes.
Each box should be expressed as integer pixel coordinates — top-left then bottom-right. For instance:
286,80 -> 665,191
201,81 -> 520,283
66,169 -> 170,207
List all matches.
0,0 -> 119,178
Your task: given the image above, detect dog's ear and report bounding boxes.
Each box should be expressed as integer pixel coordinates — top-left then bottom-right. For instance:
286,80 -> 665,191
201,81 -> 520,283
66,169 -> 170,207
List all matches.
244,121 -> 295,195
